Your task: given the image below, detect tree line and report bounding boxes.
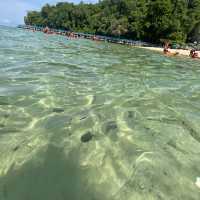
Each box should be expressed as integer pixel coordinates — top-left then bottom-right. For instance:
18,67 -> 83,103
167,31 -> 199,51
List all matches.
24,0 -> 200,43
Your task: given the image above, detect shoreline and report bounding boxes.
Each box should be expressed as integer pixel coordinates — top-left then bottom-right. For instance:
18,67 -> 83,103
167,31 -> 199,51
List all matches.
139,46 -> 200,58
18,25 -> 200,59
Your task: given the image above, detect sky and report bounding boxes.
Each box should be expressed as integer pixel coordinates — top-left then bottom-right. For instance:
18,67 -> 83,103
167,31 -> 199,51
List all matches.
0,0 -> 96,26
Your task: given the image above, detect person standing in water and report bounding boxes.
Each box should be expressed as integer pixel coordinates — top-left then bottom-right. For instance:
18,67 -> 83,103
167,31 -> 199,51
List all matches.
163,41 -> 179,56
163,42 -> 170,54
43,26 -> 50,34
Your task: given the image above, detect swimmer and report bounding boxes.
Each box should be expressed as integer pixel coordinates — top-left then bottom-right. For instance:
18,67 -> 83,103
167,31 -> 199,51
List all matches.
190,49 -> 199,58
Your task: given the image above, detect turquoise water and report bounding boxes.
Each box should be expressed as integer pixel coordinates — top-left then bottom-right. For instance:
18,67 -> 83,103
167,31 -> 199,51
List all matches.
0,26 -> 200,200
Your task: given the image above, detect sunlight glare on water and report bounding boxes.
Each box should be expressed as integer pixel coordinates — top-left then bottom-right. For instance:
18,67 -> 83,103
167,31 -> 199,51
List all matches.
0,26 -> 200,200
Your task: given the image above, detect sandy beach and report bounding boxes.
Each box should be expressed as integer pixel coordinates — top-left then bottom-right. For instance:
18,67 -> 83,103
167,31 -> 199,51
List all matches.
140,46 -> 200,58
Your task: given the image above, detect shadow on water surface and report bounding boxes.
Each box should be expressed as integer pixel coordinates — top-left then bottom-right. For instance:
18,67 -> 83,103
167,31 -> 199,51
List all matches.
0,143 -> 103,200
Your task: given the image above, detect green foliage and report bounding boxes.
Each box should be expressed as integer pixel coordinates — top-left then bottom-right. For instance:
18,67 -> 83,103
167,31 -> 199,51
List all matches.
24,11 -> 44,26
24,0 -> 200,43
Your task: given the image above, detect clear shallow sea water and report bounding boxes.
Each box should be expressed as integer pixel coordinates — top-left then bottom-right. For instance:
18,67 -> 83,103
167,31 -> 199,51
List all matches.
0,26 -> 200,200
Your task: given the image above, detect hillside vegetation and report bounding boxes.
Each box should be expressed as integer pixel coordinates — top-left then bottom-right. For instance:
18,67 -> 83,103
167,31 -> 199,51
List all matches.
24,0 -> 200,43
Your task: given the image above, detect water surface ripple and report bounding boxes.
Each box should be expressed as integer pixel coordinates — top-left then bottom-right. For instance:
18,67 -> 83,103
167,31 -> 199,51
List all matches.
0,26 -> 200,200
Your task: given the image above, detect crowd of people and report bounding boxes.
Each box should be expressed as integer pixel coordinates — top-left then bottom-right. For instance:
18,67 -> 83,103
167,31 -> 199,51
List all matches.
163,42 -> 200,59
42,26 -> 79,39
41,26 -> 101,40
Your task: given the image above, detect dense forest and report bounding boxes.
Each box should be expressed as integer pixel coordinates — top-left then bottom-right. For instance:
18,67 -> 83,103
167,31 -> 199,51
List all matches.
24,0 -> 200,43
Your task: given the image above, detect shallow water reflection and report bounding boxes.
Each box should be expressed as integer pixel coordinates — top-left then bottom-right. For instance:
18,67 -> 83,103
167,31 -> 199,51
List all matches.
0,26 -> 200,200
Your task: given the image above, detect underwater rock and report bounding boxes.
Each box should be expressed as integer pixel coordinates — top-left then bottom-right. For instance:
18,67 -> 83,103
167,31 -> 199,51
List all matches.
0,96 -> 10,106
80,116 -> 87,121
12,145 -> 20,152
81,131 -> 93,143
0,124 -> 5,128
127,111 -> 134,119
167,140 -> 177,149
52,108 -> 64,113
163,170 -> 168,176
181,120 -> 200,143
105,121 -> 118,133
4,114 -> 9,118
1,128 -> 20,134
67,132 -> 72,136
0,101 -> 10,106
